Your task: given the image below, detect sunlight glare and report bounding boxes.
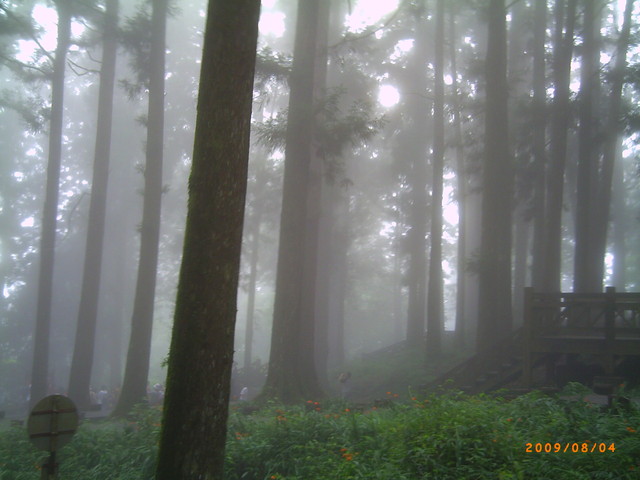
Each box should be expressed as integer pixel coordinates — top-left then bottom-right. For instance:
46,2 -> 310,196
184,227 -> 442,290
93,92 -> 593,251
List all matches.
346,0 -> 399,33
378,84 -> 399,108
259,11 -> 285,38
31,5 -> 58,51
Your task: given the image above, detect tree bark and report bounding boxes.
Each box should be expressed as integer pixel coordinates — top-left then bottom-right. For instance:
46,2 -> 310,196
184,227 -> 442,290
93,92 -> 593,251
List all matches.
113,0 -> 167,416
68,0 -> 119,408
155,1 -> 260,478
477,0 -> 512,351
30,0 -> 71,407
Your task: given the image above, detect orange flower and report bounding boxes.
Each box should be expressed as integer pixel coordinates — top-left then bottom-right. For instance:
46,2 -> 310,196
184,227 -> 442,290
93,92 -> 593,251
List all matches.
627,426 -> 637,433
344,408 -> 350,412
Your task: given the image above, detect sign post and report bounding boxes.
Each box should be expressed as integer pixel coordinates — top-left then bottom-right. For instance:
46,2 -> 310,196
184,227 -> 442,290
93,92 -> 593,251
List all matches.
27,395 -> 79,479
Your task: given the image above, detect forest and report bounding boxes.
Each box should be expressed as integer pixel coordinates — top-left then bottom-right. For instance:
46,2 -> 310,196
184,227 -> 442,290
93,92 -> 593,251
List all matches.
1,0 -> 640,478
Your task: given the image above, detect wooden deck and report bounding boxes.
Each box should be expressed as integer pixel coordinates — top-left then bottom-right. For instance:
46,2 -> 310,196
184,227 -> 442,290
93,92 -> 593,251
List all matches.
428,287 -> 640,395
522,287 -> 640,387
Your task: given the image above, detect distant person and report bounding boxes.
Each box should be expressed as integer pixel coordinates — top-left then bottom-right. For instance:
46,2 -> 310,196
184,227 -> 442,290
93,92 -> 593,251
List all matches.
338,372 -> 352,399
239,386 -> 249,401
153,383 -> 165,405
97,386 -> 109,412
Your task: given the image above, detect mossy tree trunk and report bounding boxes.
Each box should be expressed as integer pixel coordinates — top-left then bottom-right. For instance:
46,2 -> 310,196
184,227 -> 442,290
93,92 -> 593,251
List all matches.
155,1 -> 260,478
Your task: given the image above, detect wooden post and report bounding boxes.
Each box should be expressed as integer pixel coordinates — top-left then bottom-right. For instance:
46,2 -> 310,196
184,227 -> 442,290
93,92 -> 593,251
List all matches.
523,287 -> 534,388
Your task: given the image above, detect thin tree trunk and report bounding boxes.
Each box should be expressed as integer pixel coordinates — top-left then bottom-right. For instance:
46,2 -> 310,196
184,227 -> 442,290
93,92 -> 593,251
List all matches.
30,0 -> 71,406
611,146 -> 627,291
155,1 -> 260,476
113,0 -> 167,416
590,0 -> 634,288
543,0 -> 577,292
512,208 -> 529,325
426,0 -> 444,358
530,0 -> 547,290
243,203 -> 261,383
68,0 -> 119,408
450,7 -> 467,350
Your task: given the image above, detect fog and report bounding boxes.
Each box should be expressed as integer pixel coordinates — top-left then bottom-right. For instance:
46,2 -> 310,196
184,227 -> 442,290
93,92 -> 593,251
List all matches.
1,0 -> 639,418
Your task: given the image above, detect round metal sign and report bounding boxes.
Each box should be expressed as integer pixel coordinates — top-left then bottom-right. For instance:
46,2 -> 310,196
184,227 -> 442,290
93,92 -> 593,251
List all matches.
27,395 -> 79,452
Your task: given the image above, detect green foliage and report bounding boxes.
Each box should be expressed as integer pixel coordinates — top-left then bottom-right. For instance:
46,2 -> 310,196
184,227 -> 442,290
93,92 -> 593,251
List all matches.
254,87 -> 385,183
2,388 -> 640,479
0,405 -> 161,480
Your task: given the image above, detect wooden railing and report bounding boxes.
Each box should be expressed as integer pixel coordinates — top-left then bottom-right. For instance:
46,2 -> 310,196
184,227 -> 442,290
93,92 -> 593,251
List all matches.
522,287 -> 640,387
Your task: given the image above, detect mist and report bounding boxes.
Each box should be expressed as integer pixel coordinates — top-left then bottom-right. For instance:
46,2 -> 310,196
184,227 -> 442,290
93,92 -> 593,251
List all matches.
1,0 -> 640,477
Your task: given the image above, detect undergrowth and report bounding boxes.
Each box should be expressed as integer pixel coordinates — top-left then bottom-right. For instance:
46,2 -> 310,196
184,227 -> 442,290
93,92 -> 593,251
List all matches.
1,384 -> 639,479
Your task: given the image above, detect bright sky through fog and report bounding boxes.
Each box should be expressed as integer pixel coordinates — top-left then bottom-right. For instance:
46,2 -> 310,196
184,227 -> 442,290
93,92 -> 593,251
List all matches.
345,0 -> 400,33
15,5 -> 84,61
259,11 -> 285,37
378,84 -> 399,107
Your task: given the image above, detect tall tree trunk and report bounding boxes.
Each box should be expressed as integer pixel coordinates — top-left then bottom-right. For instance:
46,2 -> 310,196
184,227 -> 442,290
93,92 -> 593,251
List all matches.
298,0 -> 330,396
113,0 -> 167,416
573,0 -> 602,293
507,0 -> 529,319
30,0 -> 71,407
530,0 -> 547,290
426,0 -> 444,358
155,1 -> 260,476
477,0 -> 512,351
68,0 -> 119,408
405,1 -> 430,348
243,203 -> 261,384
262,0 -> 325,403
590,0 -> 634,288
543,0 -> 577,292
450,7 -> 467,350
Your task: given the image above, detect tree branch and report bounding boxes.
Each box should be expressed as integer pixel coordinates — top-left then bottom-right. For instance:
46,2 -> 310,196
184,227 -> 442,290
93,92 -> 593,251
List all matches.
0,4 -> 55,63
